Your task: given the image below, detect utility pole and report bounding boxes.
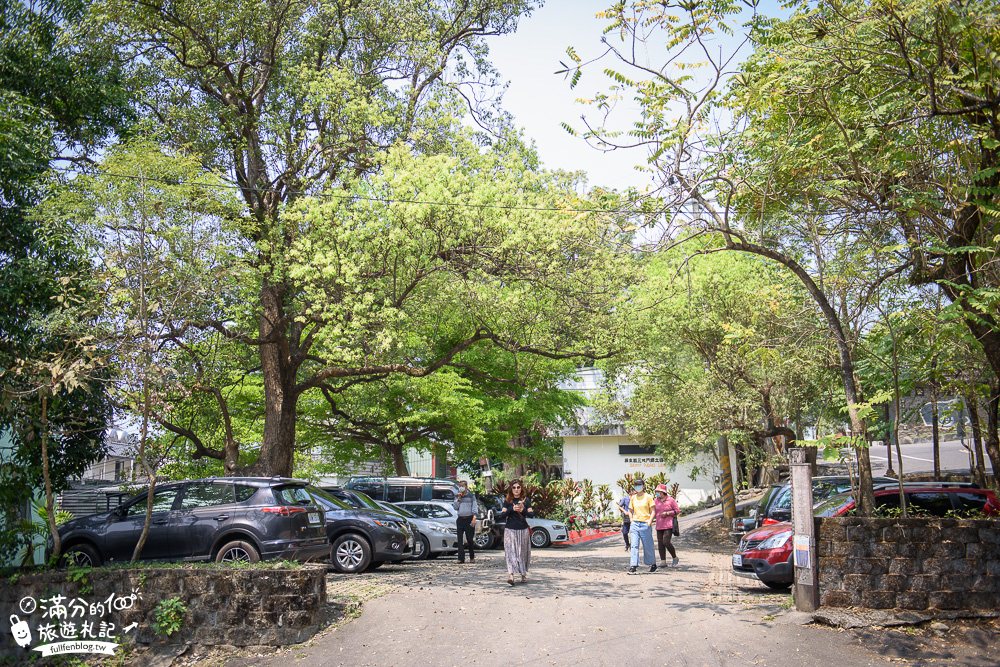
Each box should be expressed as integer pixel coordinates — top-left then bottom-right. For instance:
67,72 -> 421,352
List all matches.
717,435 -> 737,522
790,447 -> 819,611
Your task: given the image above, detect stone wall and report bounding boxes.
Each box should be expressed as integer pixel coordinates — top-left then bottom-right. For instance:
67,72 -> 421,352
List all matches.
1,564 -> 327,659
817,517 -> 1000,611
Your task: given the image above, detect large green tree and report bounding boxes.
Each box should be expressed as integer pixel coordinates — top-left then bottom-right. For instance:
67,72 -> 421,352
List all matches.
74,0 -> 636,476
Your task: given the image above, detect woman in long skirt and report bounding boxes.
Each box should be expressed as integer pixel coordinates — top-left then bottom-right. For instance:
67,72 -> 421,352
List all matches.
500,479 -> 533,586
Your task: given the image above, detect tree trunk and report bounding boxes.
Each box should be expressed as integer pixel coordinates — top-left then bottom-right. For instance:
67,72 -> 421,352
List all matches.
966,394 -> 987,488
985,383 -> 1000,489
387,443 -> 410,476
39,393 -> 61,562
883,403 -> 895,476
893,389 -> 908,516
132,377 -> 155,561
254,282 -> 297,477
931,384 -> 941,480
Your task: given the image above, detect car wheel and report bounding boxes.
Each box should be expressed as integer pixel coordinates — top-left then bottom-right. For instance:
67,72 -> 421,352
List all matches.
473,531 -> 495,550
530,528 -> 551,548
62,543 -> 102,568
331,534 -> 372,573
215,540 -> 260,564
412,535 -> 430,561
763,581 -> 791,591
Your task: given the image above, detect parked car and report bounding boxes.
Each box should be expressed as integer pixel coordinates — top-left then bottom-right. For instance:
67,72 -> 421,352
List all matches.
396,500 -> 462,526
344,476 -> 461,503
376,501 -> 458,560
525,517 -> 569,548
813,485 -> 999,518
305,486 -> 413,573
732,485 -> 1000,590
319,485 -> 383,512
56,477 -> 328,567
417,496 -> 569,549
473,493 -> 504,549
732,476 -> 900,534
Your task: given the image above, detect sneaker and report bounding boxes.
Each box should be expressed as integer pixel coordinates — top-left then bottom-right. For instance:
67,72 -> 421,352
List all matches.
672,557 -> 679,567
649,564 -> 658,573
627,567 -> 637,575
624,545 -> 630,551
659,560 -> 668,567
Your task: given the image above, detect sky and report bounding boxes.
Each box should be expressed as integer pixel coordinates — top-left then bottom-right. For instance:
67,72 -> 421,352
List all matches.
485,0 -> 783,192
486,0 -> 649,192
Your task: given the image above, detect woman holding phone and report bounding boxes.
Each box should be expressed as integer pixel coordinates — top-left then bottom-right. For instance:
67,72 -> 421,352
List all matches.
500,479 -> 533,586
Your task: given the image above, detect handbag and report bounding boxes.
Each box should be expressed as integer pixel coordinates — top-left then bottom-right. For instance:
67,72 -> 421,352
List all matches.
672,513 -> 680,537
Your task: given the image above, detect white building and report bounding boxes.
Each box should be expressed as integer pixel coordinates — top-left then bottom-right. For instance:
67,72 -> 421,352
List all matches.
558,368 -> 725,507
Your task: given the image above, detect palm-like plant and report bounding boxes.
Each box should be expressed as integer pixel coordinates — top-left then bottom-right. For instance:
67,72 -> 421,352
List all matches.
597,483 -> 613,520
646,472 -> 668,490
616,472 -> 646,495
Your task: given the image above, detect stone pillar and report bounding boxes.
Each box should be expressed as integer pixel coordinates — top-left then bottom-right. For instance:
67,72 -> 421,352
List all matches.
790,447 -> 819,611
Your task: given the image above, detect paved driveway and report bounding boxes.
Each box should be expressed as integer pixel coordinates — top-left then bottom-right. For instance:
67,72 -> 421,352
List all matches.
251,536 -> 889,667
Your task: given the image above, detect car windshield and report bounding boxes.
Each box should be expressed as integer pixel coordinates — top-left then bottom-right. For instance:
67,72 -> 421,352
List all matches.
307,487 -> 351,510
381,502 -> 416,518
351,490 -> 383,510
814,492 -> 853,517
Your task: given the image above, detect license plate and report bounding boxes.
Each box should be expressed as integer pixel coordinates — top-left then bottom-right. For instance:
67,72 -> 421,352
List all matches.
308,512 -> 320,525
732,554 -> 742,567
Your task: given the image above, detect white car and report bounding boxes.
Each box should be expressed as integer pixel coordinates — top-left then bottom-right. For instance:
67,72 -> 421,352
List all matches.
526,517 -> 569,548
399,500 -> 568,548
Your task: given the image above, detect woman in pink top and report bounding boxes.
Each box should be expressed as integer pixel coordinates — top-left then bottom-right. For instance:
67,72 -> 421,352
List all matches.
653,483 -> 680,567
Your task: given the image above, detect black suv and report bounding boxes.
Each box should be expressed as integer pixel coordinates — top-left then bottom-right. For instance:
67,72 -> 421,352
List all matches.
306,487 -> 413,573
56,477 -> 328,566
344,476 -> 460,503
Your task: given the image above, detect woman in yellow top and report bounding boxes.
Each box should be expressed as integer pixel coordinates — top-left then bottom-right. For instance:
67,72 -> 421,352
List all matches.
627,479 -> 658,574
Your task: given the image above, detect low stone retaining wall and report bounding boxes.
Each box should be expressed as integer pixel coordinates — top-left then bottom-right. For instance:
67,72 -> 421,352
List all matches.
817,517 -> 1000,611
1,564 -> 326,658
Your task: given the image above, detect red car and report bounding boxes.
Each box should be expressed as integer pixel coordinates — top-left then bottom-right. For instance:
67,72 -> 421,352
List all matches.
732,522 -> 795,590
732,486 -> 999,590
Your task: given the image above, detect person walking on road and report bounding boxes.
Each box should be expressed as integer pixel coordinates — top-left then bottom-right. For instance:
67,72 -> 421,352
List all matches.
500,479 -> 533,586
453,480 -> 478,564
627,479 -> 657,574
617,494 -> 631,551
653,483 -> 680,568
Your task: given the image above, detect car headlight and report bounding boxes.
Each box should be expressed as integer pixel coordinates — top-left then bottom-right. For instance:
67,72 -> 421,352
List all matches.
551,524 -> 565,530
430,524 -> 456,534
373,519 -> 399,530
757,531 -> 793,550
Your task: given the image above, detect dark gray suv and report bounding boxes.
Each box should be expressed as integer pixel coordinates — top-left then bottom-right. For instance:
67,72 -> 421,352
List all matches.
56,477 -> 328,566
